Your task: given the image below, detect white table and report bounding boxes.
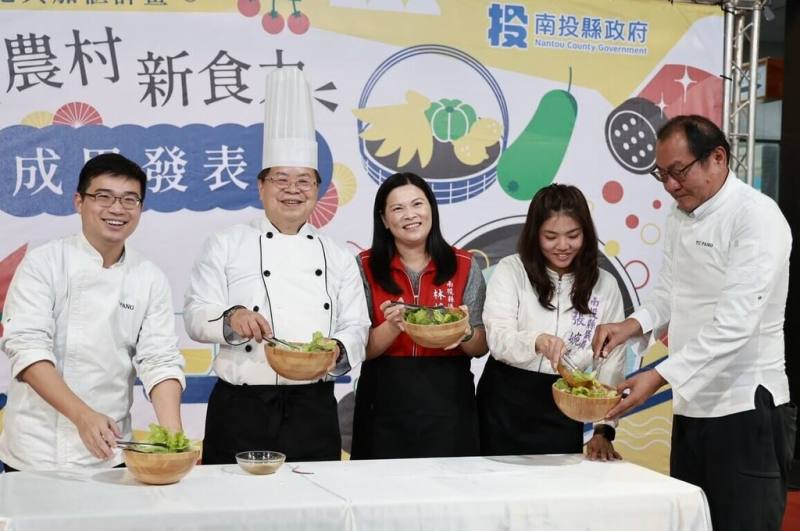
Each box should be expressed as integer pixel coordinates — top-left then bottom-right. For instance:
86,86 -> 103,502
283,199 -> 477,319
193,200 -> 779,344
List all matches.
0,455 -> 711,531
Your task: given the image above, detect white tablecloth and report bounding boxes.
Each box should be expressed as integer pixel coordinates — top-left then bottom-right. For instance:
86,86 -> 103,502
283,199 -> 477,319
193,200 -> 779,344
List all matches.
0,455 -> 711,531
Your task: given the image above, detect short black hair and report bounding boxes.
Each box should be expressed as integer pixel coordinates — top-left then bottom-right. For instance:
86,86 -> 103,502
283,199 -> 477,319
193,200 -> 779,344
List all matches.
77,153 -> 147,202
657,115 -> 730,165
257,167 -> 321,184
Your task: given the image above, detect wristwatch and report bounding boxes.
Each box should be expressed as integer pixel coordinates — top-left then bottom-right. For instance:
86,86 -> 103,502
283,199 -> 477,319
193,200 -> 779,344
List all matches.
593,424 -> 616,442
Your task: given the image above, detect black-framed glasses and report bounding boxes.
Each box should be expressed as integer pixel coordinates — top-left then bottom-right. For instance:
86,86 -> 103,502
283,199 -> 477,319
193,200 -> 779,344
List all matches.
650,150 -> 713,183
82,192 -> 142,209
266,176 -> 317,192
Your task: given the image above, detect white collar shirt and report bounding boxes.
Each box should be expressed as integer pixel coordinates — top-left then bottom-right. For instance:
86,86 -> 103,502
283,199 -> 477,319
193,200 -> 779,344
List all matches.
483,255 -> 627,380
183,217 -> 369,385
0,234 -> 186,470
632,172 -> 791,417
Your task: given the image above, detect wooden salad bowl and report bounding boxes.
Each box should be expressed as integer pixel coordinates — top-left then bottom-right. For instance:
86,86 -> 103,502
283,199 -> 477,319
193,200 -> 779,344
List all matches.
551,383 -> 622,423
123,448 -> 201,485
403,315 -> 468,349
265,344 -> 333,381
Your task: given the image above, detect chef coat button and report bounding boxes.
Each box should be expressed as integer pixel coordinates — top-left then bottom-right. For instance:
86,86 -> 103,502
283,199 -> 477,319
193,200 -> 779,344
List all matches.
315,269 -> 322,276
245,345 -> 252,352
263,270 -> 270,277
266,232 -> 274,239
307,235 -> 314,240
324,302 -> 330,310
252,305 -> 259,312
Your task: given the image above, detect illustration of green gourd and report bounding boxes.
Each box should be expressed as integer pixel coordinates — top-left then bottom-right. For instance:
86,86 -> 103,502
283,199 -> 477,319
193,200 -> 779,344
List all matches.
497,67 -> 578,200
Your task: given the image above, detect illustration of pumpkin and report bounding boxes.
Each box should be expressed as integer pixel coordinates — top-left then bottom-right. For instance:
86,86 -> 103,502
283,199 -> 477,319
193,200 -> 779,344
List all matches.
425,98 -> 477,143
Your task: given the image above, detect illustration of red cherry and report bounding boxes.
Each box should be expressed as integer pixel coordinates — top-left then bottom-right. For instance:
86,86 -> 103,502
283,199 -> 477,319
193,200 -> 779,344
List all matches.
237,0 -> 260,17
288,11 -> 310,35
262,10 -> 284,34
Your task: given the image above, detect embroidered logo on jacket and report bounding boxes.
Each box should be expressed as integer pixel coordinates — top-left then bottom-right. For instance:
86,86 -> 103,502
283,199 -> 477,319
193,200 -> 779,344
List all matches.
695,240 -> 714,248
119,302 -> 135,310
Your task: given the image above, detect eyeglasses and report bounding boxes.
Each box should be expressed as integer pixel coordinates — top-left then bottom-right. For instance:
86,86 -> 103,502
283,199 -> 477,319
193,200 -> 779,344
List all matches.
82,192 -> 142,210
650,150 -> 713,183
266,176 -> 317,192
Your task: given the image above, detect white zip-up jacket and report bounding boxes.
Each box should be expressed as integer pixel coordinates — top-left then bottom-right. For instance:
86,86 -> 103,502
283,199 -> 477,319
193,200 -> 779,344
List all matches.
183,217 -> 369,385
483,254 -> 626,386
633,173 -> 791,417
0,234 -> 186,470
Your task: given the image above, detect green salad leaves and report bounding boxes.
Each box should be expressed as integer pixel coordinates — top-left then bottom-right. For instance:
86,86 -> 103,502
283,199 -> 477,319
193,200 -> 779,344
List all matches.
555,375 -> 619,399
138,423 -> 193,453
290,331 -> 337,352
404,307 -> 465,325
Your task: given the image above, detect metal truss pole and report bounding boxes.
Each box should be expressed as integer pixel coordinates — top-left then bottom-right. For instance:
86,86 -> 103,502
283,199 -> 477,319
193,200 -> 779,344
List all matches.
721,0 -> 766,186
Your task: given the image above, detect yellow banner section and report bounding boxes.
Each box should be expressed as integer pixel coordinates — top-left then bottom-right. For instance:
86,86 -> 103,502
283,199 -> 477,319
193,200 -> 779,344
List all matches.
304,0 -> 718,104
0,0 -> 229,12
0,0 -> 721,103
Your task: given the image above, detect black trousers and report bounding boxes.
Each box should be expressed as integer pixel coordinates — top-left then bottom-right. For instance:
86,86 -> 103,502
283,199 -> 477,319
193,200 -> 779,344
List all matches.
202,379 -> 341,464
351,355 -> 479,459
671,386 -> 797,531
476,356 -> 583,456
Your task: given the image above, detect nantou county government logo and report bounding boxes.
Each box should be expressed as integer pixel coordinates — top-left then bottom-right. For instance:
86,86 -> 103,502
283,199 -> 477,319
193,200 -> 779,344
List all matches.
487,4 -> 650,57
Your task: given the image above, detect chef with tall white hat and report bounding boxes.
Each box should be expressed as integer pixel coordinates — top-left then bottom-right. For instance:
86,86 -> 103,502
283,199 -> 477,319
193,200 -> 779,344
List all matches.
184,67 -> 369,464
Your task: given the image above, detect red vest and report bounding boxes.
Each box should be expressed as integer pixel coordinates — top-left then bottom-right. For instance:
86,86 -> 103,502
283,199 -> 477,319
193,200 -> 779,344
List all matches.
358,248 -> 473,357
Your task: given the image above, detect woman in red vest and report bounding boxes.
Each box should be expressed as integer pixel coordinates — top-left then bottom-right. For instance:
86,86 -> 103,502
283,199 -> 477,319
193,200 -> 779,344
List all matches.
351,172 -> 488,459
477,184 -> 625,459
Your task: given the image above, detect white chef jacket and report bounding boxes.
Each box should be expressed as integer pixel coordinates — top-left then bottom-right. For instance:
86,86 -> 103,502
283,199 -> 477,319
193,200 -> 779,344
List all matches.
183,216 -> 369,385
483,255 -> 626,387
0,234 -> 186,470
632,172 -> 791,418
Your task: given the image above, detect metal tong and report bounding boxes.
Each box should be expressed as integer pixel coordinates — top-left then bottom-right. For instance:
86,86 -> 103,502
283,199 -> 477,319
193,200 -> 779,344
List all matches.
559,349 -> 581,373
265,336 -> 300,350
557,348 -> 608,388
386,302 -> 446,311
557,349 -> 592,388
115,440 -> 169,452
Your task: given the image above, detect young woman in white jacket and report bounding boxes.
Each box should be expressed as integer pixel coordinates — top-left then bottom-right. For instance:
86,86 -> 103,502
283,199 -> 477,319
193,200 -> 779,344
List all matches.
477,184 -> 625,460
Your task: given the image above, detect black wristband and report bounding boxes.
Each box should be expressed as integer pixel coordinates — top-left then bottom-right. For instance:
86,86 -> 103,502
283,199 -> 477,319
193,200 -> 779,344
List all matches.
593,425 -> 616,442
327,339 -> 350,378
333,339 -> 346,364
222,305 -> 245,325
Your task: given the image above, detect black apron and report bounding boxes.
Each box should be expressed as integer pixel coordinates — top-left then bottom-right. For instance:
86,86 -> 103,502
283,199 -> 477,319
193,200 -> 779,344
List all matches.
202,379 -> 340,464
476,356 -> 582,456
351,356 -> 479,459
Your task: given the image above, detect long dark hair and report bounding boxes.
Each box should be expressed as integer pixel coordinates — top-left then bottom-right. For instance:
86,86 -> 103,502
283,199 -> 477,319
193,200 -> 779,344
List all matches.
369,172 -> 456,295
517,184 -> 598,314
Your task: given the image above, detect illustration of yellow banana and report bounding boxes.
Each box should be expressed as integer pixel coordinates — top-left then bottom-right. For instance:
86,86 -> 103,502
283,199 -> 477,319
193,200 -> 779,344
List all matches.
353,90 -> 433,167
452,118 -> 503,166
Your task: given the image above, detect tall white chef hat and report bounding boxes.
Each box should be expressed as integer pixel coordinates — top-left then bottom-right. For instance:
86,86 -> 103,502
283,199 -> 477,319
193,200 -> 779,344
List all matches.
262,67 -> 317,171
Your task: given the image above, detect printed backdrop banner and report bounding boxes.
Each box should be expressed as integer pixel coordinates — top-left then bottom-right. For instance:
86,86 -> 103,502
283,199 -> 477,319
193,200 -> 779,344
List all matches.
0,0 -> 722,472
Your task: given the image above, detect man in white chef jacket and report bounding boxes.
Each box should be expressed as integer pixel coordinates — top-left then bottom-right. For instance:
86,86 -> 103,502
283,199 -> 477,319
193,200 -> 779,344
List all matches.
592,115 -> 795,531
0,153 -> 186,472
184,67 -> 369,464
